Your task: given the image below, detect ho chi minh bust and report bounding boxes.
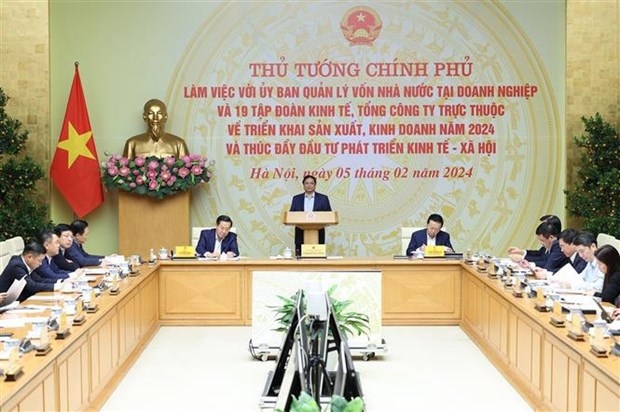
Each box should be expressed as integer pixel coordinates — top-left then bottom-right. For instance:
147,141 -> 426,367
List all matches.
122,99 -> 189,159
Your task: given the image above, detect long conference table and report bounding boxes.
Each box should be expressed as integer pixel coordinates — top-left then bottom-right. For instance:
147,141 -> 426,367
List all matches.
0,258 -> 618,411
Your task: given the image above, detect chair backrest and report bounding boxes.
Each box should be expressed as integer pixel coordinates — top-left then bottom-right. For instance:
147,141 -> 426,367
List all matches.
597,233 -> 620,253
191,227 -> 237,248
0,240 -> 10,274
5,236 -> 24,257
401,227 -> 423,255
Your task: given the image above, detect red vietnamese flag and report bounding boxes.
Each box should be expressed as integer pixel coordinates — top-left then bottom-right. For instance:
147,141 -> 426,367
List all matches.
50,64 -> 104,217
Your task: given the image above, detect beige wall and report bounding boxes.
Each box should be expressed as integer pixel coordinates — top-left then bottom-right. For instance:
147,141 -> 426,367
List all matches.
0,1 -> 49,203
0,1 -> 618,248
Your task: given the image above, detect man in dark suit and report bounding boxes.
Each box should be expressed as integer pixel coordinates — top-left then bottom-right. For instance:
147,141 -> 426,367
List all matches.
558,229 -> 587,273
289,175 -> 332,256
34,230 -> 72,282
406,213 -> 454,255
52,223 -> 80,271
509,221 -> 569,274
0,242 -> 55,302
65,219 -> 105,267
195,215 -> 240,258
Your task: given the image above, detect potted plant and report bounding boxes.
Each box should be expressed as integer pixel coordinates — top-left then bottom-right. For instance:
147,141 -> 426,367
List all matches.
280,391 -> 364,412
270,284 -> 371,339
0,87 -> 51,240
564,113 -> 620,235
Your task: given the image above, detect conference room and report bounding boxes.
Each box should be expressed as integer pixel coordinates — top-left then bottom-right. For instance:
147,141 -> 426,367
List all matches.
1,1 -> 619,411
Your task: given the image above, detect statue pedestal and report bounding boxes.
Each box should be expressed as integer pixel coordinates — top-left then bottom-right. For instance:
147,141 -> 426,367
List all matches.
118,191 -> 190,259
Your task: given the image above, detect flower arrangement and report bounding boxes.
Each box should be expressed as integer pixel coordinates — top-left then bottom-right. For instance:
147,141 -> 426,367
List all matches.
101,154 -> 214,199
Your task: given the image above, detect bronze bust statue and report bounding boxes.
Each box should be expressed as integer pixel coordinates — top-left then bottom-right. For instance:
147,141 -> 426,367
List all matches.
122,99 -> 189,158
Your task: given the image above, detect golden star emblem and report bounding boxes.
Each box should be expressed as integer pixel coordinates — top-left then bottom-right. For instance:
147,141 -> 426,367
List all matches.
57,121 -> 96,167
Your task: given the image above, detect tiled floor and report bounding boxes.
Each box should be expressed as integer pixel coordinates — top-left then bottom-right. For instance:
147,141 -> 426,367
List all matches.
102,326 -> 532,411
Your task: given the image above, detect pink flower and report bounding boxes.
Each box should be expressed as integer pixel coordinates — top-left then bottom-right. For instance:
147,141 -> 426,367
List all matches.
189,154 -> 201,161
132,169 -> 140,175
168,176 -> 176,184
119,166 -> 131,177
118,157 -> 129,166
107,166 -> 119,177
161,165 -> 168,171
136,176 -> 144,185
164,157 -> 176,166
160,171 -> 171,181
148,160 -> 159,169
191,165 -> 203,175
148,180 -> 158,191
167,180 -> 175,186
134,156 -> 146,167
178,167 -> 190,178
129,183 -> 136,189
181,155 -> 190,163
146,170 -> 158,179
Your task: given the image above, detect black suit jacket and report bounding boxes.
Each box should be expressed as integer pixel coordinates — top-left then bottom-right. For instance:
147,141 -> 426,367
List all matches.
34,256 -> 70,282
526,240 -> 569,273
0,255 -> 54,302
289,192 -> 332,254
53,248 -> 80,271
195,229 -> 240,256
571,253 -> 587,274
406,229 -> 454,255
65,242 -> 103,267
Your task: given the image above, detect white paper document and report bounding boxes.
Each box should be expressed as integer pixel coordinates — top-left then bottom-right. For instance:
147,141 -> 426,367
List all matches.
549,263 -> 585,289
3,278 -> 27,306
6,307 -> 46,314
25,294 -> 66,302
104,255 -> 126,265
559,294 -> 599,312
0,319 -> 27,328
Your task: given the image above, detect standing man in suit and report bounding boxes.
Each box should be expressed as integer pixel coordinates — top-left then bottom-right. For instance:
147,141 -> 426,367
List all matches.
195,215 -> 240,258
65,219 -> 105,267
0,242 -> 55,302
406,213 -> 454,255
289,175 -> 332,256
52,223 -> 80,271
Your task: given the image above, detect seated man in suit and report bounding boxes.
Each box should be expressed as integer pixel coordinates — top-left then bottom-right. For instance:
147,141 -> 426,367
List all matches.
195,215 -> 239,259
289,175 -> 332,256
34,230 -> 81,282
558,228 -> 587,273
406,213 -> 454,255
510,214 -> 562,264
508,220 -> 568,274
52,223 -> 80,271
0,242 -> 55,302
572,231 -> 604,293
65,219 -> 105,267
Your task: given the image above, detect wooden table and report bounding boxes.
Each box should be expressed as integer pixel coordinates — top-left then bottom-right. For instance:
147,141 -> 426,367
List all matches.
1,259 -> 618,411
